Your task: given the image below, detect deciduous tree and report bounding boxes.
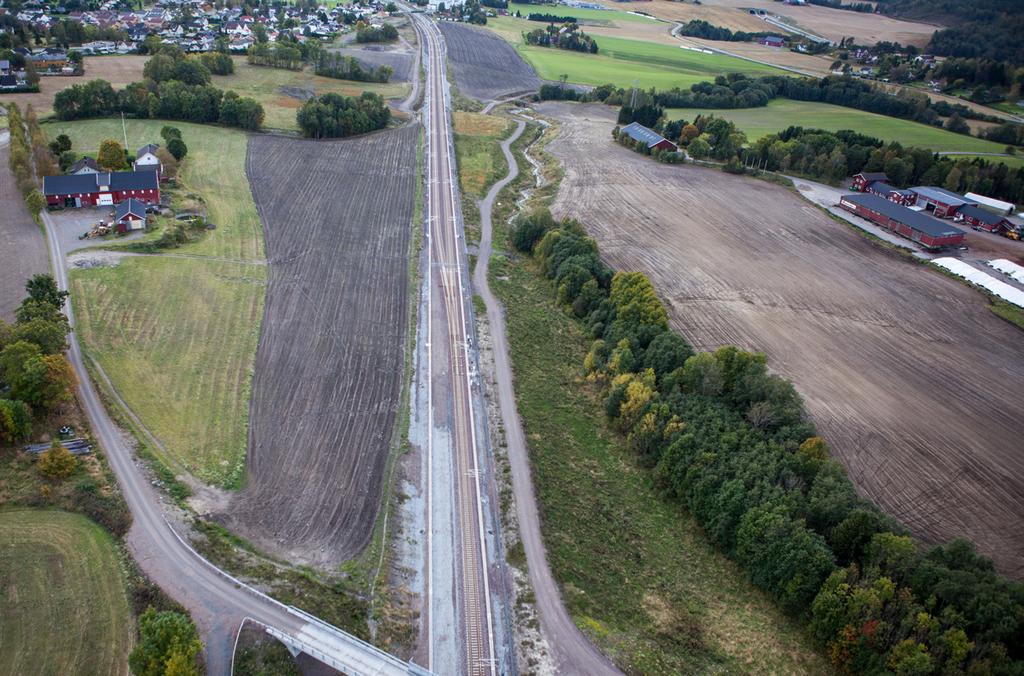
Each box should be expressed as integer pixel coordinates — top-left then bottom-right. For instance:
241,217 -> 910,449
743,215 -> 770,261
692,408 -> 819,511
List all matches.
37,440 -> 77,479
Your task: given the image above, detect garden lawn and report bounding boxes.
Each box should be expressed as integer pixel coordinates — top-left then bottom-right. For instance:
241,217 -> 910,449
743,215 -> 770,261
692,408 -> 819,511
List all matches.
47,119 -> 266,487
666,99 -> 1020,155
489,252 -> 828,674
0,509 -> 133,676
212,58 -> 409,131
485,16 -> 783,89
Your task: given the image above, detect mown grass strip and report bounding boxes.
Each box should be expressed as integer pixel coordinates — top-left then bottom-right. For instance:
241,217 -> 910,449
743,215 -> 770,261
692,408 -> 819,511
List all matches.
0,509 -> 134,676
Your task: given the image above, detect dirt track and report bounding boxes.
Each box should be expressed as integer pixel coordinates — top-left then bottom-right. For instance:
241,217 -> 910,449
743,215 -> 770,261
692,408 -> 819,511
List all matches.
539,102 -> 1024,578
223,124 -> 418,567
438,22 -> 541,101
0,134 -> 48,319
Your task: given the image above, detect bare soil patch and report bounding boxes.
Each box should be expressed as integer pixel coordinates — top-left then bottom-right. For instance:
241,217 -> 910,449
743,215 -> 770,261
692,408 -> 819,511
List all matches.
0,136 -> 48,320
439,22 -> 541,100
0,55 -> 147,118
539,101 -> 1024,578
222,123 -> 419,568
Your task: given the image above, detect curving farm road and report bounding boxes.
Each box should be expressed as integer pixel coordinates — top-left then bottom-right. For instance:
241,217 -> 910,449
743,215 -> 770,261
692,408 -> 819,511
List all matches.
470,112 -> 621,675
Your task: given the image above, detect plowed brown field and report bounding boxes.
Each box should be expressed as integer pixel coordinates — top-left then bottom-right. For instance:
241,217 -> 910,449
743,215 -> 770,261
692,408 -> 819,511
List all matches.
439,22 -> 541,100
223,124 -> 419,567
539,102 -> 1024,578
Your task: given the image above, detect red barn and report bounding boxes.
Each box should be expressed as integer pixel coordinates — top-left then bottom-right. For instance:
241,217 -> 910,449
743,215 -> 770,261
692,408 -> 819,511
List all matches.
42,170 -> 160,208
866,181 -> 916,206
839,193 -> 965,249
909,186 -> 976,219
851,172 -> 889,192
954,204 -> 1014,234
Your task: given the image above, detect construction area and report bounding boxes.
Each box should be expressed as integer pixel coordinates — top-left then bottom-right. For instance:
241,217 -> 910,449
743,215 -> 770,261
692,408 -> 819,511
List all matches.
222,124 -> 419,567
538,101 -> 1024,578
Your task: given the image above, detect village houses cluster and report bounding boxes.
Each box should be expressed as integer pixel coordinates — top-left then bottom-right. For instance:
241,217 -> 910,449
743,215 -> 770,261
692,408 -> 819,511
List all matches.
0,0 -> 391,89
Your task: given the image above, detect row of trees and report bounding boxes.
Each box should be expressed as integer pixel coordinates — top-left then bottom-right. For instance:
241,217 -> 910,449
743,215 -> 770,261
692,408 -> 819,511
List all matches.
525,12 -> 577,24
523,24 -> 598,54
54,46 -> 263,130
54,78 -> 264,131
510,209 -> 1024,675
5,104 -> 49,217
295,91 -> 390,139
676,19 -> 783,43
0,276 -> 78,445
315,53 -> 393,84
540,73 -> 1008,126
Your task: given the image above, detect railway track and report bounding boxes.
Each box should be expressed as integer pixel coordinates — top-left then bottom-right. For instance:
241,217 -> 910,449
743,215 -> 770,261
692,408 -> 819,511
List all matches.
417,13 -> 499,676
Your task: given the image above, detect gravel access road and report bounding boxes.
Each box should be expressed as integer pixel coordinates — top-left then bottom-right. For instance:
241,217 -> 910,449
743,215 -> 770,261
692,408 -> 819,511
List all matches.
472,117 -> 622,676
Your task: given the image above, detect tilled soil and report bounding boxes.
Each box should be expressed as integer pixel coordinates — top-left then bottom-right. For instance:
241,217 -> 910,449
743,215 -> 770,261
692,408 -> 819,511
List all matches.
0,136 -> 48,320
223,124 -> 419,567
539,102 -> 1024,578
439,22 -> 541,101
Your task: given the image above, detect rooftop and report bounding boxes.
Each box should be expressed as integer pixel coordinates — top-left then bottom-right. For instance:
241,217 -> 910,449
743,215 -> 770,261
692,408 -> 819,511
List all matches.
911,186 -> 976,207
620,122 -> 675,150
841,193 -> 965,239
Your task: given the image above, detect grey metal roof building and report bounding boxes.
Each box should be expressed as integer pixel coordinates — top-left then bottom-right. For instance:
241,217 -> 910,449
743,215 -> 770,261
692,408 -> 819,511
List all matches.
43,170 -> 159,195
910,186 -> 976,207
619,122 -> 677,151
840,192 -> 965,241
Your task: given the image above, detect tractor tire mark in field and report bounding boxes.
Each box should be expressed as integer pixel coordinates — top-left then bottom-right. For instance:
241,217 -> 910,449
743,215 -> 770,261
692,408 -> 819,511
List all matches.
224,124 -> 419,567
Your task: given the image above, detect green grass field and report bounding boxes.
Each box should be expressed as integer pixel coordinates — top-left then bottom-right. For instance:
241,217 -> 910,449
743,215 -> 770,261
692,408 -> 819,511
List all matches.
0,509 -> 133,676
489,253 -> 828,674
942,153 -> 1024,169
508,1 -> 654,24
453,111 -> 512,198
485,16 -> 783,89
46,119 -> 265,486
213,58 -> 409,131
665,99 -> 1019,155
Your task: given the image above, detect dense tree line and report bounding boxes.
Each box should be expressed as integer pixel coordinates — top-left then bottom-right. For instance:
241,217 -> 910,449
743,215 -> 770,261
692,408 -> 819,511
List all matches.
738,125 -> 1024,204
481,0 -> 508,8
540,73 -> 1012,130
296,91 -> 390,139
524,24 -> 598,54
0,276 -> 78,444
5,104 -> 53,216
676,19 -> 782,43
53,47 -> 264,130
526,12 -> 578,24
510,209 -> 1024,675
315,53 -> 392,83
807,0 -> 873,12
355,23 -> 399,43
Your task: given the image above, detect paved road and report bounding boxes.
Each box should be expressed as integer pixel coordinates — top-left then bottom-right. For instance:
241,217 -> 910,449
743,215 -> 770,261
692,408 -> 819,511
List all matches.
471,116 -> 622,676
415,13 -> 501,676
42,198 -> 423,676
